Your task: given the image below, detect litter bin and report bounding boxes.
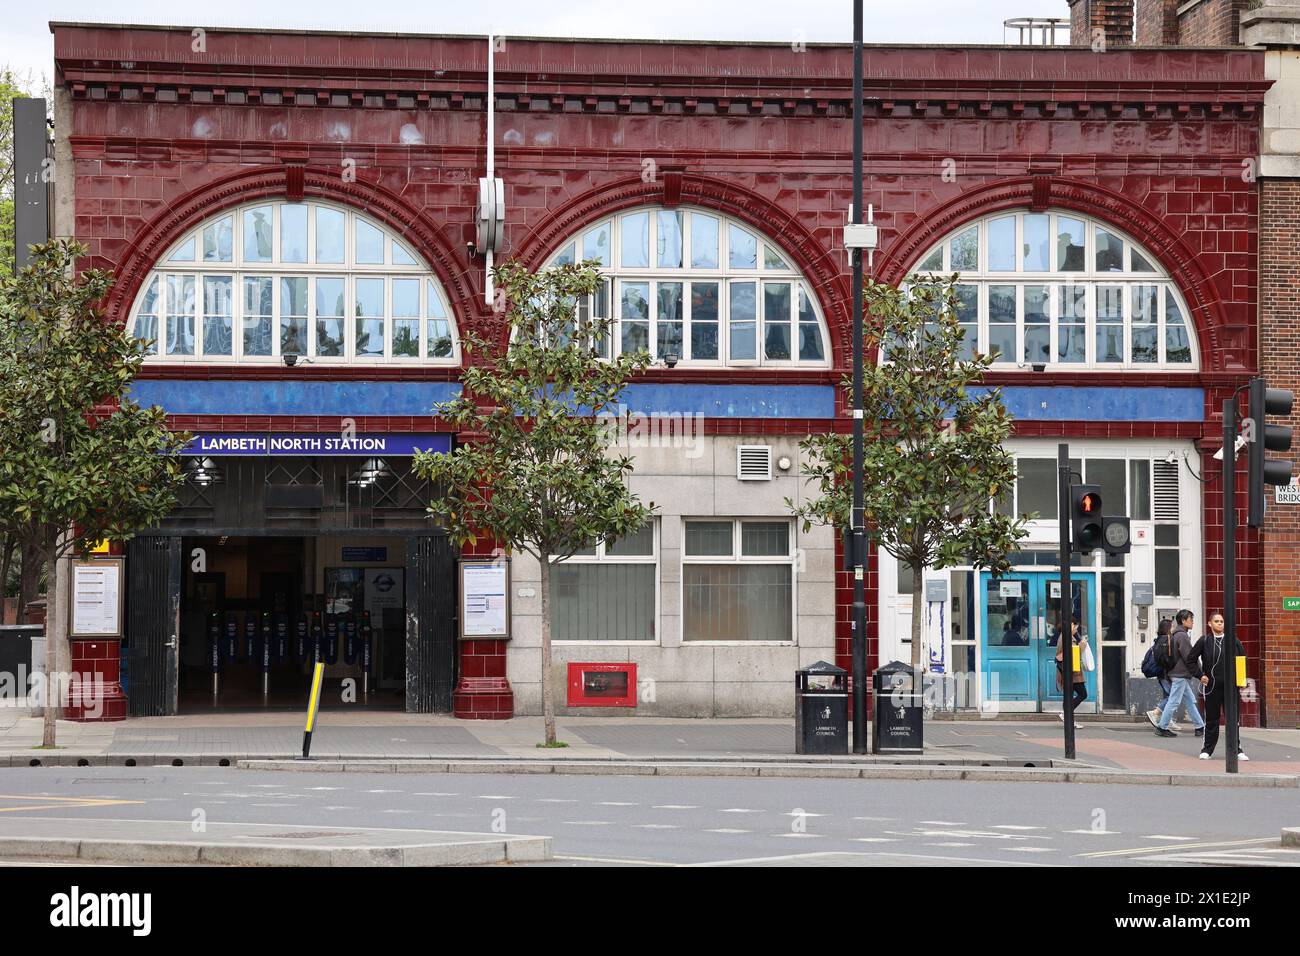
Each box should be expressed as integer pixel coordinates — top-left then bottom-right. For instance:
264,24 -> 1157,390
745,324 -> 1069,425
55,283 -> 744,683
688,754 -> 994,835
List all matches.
0,626 -> 40,711
873,660 -> 924,754
795,661 -> 848,755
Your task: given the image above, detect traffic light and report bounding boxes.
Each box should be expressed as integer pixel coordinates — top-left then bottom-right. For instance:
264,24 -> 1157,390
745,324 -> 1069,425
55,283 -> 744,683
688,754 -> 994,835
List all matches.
1070,484 -> 1103,554
1248,377 -> 1294,528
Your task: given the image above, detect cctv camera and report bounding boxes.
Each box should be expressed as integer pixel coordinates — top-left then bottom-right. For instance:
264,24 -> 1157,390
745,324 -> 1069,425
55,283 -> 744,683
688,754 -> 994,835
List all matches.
1213,435 -> 1248,462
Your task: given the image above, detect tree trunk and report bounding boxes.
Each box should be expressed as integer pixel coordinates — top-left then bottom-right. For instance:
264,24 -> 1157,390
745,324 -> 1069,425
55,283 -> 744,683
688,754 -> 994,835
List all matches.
0,533 -> 14,624
41,541 -> 60,747
17,532 -> 42,624
538,554 -> 557,745
911,569 -> 924,674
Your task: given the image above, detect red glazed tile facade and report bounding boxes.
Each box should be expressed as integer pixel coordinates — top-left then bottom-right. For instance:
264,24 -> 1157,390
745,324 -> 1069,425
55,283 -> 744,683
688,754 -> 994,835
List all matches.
52,22 -> 1271,721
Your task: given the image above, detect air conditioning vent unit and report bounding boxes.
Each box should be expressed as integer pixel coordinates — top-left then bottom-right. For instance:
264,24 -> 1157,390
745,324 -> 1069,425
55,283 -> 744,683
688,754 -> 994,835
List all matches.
737,445 -> 773,481
1153,461 -> 1180,522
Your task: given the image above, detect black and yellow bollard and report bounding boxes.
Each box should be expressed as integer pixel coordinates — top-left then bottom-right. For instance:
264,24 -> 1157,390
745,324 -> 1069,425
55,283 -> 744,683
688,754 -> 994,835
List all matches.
301,661 -> 325,759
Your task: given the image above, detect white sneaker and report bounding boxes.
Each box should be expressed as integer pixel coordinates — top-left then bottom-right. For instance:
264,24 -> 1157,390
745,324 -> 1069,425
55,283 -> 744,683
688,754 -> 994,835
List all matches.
1057,711 -> 1064,723
1170,721 -> 1182,732
1198,752 -> 1210,760
1239,752 -> 1249,762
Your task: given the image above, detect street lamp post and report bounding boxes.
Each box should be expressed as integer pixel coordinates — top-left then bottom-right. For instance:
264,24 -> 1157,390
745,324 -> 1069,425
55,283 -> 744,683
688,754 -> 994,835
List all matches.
847,0 -> 868,754
843,0 -> 879,752
849,0 -> 867,754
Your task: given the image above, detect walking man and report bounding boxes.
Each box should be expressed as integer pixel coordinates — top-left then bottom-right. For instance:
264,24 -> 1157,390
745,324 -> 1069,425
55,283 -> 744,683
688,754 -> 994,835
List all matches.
1148,609 -> 1206,739
1194,612 -> 1249,762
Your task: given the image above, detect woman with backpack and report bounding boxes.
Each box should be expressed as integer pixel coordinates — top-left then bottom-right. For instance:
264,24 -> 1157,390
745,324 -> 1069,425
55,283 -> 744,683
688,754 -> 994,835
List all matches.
1143,618 -> 1183,732
1148,609 -> 1207,738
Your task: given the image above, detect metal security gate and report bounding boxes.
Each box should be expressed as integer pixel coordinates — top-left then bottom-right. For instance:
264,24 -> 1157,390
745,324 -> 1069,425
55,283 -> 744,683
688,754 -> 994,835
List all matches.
126,536 -> 182,716
405,535 -> 457,712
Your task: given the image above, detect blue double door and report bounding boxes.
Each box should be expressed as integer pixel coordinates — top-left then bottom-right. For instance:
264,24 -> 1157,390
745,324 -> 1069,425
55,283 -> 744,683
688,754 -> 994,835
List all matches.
980,571 -> 1096,710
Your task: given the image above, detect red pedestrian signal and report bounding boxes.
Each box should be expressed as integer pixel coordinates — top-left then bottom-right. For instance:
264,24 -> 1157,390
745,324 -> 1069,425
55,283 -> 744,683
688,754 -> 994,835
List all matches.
1070,484 -> 1103,553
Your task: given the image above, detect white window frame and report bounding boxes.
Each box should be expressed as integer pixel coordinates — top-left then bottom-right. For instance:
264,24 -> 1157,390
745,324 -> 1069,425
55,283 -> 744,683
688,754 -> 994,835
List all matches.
129,199 -> 460,366
680,517 -> 798,645
911,210 -> 1199,371
880,440 -> 1203,711
544,206 -> 831,370
550,522 -> 660,645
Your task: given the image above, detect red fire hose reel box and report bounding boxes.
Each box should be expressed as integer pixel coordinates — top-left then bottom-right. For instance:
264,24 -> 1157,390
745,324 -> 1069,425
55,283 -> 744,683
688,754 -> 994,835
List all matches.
567,662 -> 637,708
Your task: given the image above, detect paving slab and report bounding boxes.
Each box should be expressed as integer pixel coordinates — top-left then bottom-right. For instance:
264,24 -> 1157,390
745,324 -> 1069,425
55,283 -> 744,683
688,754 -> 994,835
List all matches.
0,817 -> 550,866
235,757 -> 1300,788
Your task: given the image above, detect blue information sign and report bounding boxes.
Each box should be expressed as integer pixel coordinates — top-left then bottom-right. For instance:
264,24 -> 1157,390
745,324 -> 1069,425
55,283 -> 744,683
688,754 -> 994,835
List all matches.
182,433 -> 451,457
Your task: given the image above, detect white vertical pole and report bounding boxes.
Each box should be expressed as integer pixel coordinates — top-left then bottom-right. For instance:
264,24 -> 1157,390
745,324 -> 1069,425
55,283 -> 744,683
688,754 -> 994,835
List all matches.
485,33 -> 495,306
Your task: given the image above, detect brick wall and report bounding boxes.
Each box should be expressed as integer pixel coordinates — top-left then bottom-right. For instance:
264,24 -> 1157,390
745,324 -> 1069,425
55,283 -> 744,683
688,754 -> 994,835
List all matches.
1069,0 -> 1136,46
1177,0 -> 1250,45
1135,0 -> 1180,44
1260,178 -> 1300,728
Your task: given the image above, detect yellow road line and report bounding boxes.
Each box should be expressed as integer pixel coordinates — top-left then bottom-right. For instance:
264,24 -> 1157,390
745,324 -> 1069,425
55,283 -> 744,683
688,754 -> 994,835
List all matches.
1078,836 -> 1277,859
0,795 -> 145,812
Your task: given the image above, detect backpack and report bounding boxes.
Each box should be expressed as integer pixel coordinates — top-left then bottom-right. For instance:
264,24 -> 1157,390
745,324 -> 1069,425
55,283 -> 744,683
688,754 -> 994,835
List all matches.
1141,645 -> 1162,679
1153,631 -> 1177,673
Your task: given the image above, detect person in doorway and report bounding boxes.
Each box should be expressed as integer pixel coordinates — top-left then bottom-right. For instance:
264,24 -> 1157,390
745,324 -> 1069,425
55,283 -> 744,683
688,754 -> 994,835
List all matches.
1149,609 -> 1206,739
1053,616 -> 1090,724
1144,618 -> 1183,732
1193,612 -> 1249,762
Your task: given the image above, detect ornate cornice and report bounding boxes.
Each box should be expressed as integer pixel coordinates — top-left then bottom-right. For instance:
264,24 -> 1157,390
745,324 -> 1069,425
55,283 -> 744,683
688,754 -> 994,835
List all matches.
58,82 -> 1268,122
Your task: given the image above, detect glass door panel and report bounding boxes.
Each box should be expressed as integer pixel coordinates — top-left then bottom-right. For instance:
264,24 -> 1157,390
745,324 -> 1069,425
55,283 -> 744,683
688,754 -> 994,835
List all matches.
982,574 -> 1036,702
1039,576 -> 1096,706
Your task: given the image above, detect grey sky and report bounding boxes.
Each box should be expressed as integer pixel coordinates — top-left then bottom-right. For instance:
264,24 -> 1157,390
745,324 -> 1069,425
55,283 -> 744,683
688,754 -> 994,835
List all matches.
4,1 -> 1071,89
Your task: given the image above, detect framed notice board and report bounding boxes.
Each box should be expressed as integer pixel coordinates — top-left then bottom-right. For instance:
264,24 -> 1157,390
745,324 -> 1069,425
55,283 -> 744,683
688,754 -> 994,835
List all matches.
459,559 -> 511,640
71,557 -> 125,637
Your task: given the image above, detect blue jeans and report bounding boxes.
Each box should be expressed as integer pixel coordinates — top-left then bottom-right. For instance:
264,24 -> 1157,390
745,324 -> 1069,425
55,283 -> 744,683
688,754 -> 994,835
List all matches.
1158,678 -> 1205,731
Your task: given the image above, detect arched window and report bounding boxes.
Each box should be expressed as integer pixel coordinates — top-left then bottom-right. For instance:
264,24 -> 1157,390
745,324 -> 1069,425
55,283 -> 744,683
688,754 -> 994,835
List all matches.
911,210 -> 1197,370
544,206 -> 830,367
129,200 -> 458,364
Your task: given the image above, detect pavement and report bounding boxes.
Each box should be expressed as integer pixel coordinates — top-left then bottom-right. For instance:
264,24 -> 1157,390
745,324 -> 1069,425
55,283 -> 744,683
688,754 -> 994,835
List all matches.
0,816 -> 549,866
2,709 -> 1298,780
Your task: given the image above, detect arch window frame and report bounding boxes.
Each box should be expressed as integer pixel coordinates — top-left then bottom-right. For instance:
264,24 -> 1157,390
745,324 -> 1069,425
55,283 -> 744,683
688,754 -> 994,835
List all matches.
910,210 -> 1198,371
544,206 -> 831,369
128,199 -> 459,366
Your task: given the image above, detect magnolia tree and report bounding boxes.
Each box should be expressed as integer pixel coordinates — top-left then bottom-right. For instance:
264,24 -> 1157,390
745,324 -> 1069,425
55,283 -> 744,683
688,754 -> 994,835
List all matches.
791,276 -> 1029,674
414,260 -> 654,746
0,239 -> 189,745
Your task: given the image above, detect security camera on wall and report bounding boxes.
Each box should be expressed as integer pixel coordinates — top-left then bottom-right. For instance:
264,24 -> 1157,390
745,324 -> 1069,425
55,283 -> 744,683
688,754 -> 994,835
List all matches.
1214,436 -> 1247,462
